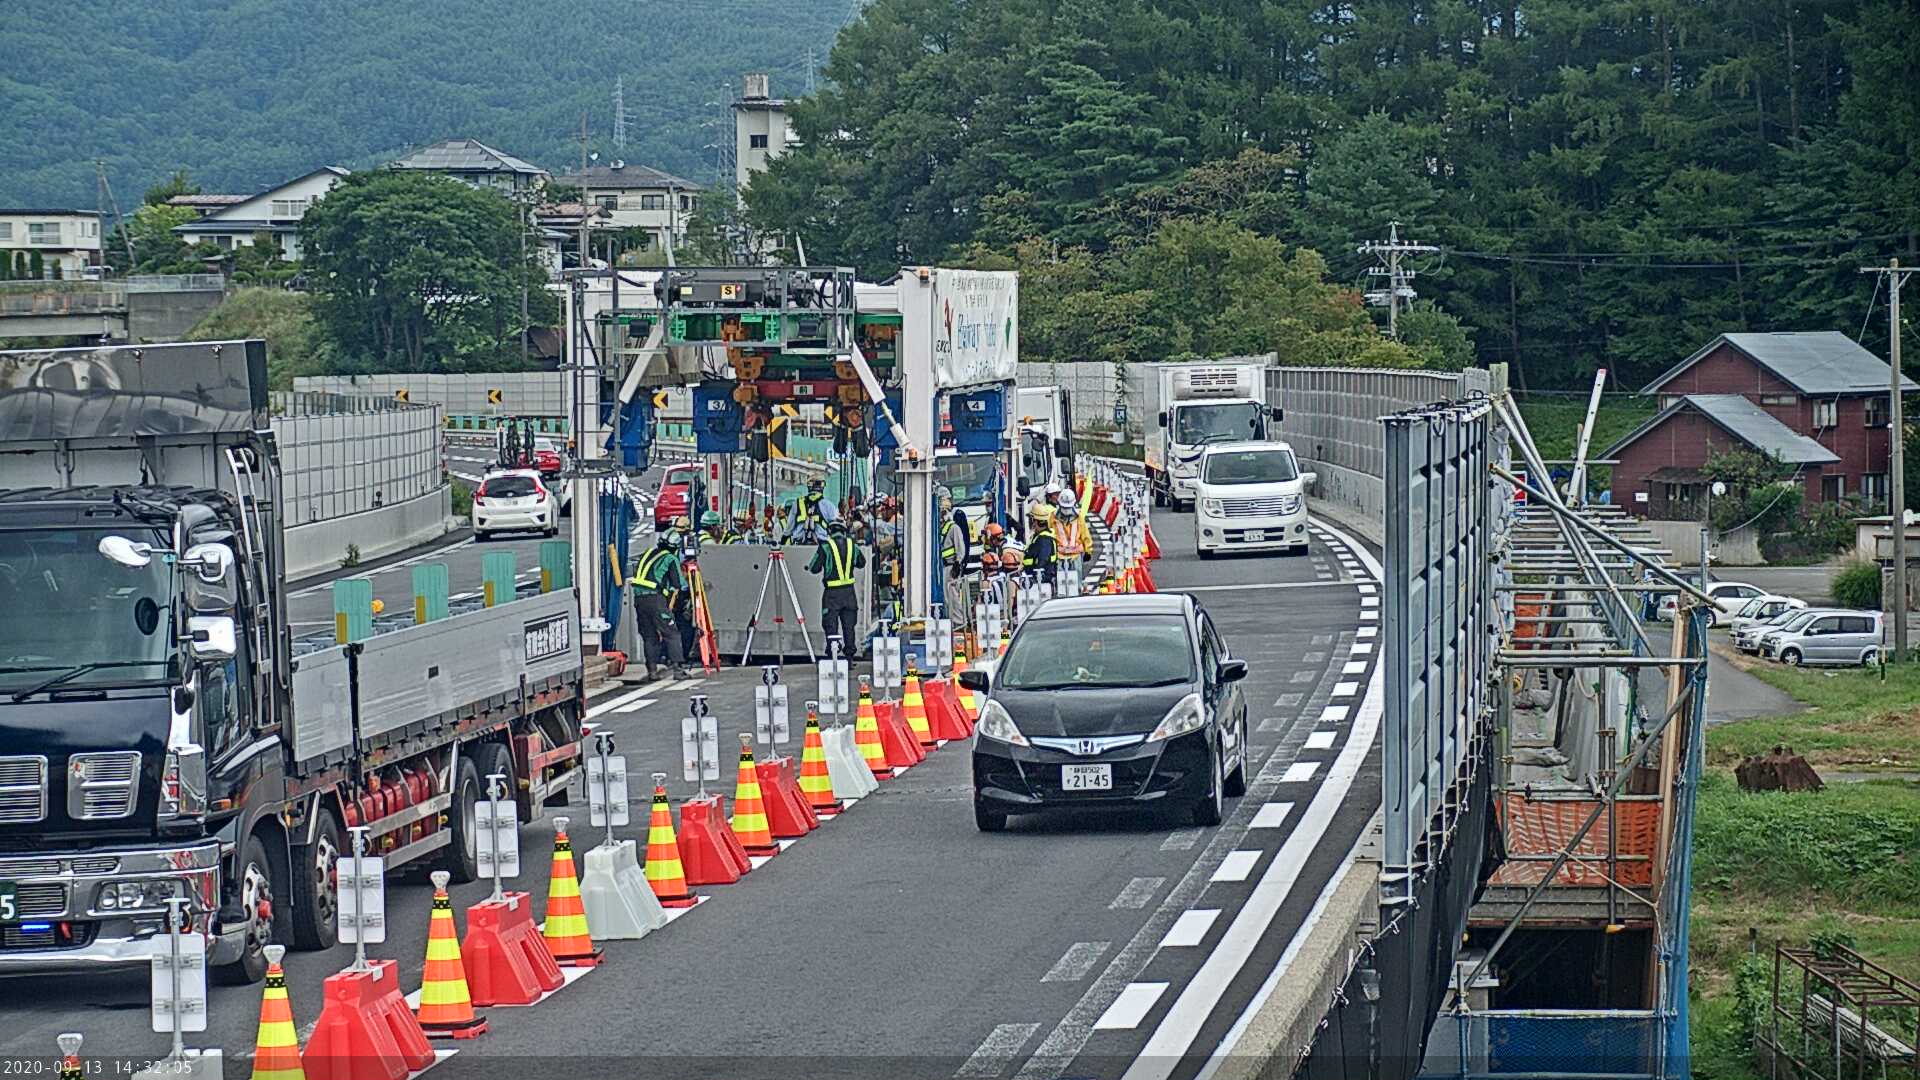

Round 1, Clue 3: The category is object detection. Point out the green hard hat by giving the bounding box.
[701,510,723,527]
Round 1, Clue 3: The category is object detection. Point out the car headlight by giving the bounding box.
[1202,498,1223,515]
[975,700,1029,747]
[1146,693,1206,743]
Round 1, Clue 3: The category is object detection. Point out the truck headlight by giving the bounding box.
[1202,498,1223,516]
[95,879,183,912]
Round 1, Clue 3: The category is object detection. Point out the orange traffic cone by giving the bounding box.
[540,817,603,967]
[416,870,488,1038]
[853,680,893,780]
[251,945,305,1080]
[1144,523,1161,560]
[729,737,779,856]
[798,710,840,817]
[644,784,699,907]
[902,665,935,747]
[952,650,980,721]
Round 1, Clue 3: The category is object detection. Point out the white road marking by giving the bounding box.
[1280,761,1319,783]
[1093,983,1168,1031]
[1360,595,1380,609]
[1318,704,1349,723]
[1331,681,1359,698]
[1357,625,1377,638]
[586,687,655,719]
[1248,802,1293,829]
[1357,583,1377,595]
[1211,851,1261,882]
[1041,941,1112,983]
[1110,877,1165,909]
[1343,661,1366,675]
[956,1024,1042,1079]
[1176,580,1356,594]
[1159,909,1220,949]
[1275,693,1303,708]
[614,698,655,714]
[1301,651,1327,664]
[1359,609,1379,622]
[1352,643,1374,655]
[1303,731,1336,751]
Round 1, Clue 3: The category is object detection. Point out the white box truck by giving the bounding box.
[1141,357,1280,510]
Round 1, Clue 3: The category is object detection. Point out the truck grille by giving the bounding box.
[1,922,94,952]
[68,752,141,820]
[0,756,48,824]
[9,883,66,918]
[1221,495,1300,517]
[0,856,119,877]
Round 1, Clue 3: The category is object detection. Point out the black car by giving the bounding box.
[962,593,1250,831]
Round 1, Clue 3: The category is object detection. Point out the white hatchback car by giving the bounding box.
[473,469,559,540]
[1724,594,1808,636]
[1658,580,1765,626]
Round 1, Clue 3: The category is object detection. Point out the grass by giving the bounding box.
[1687,667,1920,1077]
[1513,394,1658,487]
[1706,650,1920,770]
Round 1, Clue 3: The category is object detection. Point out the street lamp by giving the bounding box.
[1701,480,1727,587]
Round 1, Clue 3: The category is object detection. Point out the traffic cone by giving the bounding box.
[952,651,980,722]
[1136,560,1157,592]
[798,711,841,816]
[1144,523,1161,560]
[540,817,603,967]
[853,681,893,780]
[729,739,779,856]
[416,871,488,1039]
[902,666,935,747]
[251,946,305,1080]
[644,784,700,906]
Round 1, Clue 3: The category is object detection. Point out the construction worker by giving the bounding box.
[700,510,731,546]
[631,531,690,682]
[786,478,832,543]
[1024,504,1058,585]
[873,517,904,626]
[731,509,756,543]
[1054,497,1090,583]
[808,518,866,656]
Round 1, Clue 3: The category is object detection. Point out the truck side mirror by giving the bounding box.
[1053,437,1070,458]
[1157,411,1169,429]
[188,615,237,661]
[1268,406,1284,422]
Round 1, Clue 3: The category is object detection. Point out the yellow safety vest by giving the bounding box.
[826,537,857,587]
[634,549,674,592]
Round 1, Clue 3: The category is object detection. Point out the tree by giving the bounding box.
[27,251,43,280]
[142,169,198,207]
[119,203,200,273]
[185,287,331,388]
[299,170,558,372]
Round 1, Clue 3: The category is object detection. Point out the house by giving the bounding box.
[164,194,248,218]
[0,209,102,277]
[731,73,793,196]
[170,167,349,260]
[391,139,548,195]
[1607,331,1917,512]
[551,162,699,252]
[531,201,611,272]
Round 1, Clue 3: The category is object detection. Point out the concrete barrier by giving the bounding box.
[284,486,455,580]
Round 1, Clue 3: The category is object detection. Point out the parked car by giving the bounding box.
[1733,603,1820,653]
[472,468,559,540]
[654,462,704,532]
[1725,595,1808,636]
[1757,608,1844,660]
[1767,610,1883,667]
[1659,580,1765,626]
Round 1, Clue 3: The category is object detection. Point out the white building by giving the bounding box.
[551,162,700,252]
[732,73,794,197]
[170,167,348,260]
[391,139,548,195]
[0,209,102,277]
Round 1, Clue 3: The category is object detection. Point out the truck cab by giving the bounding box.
[1143,362,1279,511]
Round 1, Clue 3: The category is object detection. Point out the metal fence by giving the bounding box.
[274,403,445,524]
[123,274,227,292]
[295,372,567,416]
[1014,361,1127,430]
[270,389,418,417]
[1422,1011,1662,1078]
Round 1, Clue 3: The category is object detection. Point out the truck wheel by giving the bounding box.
[442,753,483,883]
[213,833,276,985]
[288,809,342,950]
[475,741,520,822]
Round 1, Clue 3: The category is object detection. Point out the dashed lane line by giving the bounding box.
[1041,941,1113,983]
[956,1024,1042,1079]
[1110,877,1165,910]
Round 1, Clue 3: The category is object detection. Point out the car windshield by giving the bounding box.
[1761,608,1801,626]
[1175,402,1263,446]
[1775,611,1824,634]
[1203,449,1298,485]
[483,474,538,498]
[998,615,1194,690]
[0,527,174,693]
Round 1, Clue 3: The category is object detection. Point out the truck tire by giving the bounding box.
[288,808,342,951]
[442,753,483,883]
[213,833,276,985]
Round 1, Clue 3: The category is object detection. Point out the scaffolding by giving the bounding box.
[1760,943,1920,1080]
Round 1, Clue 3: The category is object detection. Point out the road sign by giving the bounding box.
[487,388,503,406]
[652,389,670,409]
[1512,469,1530,506]
[476,777,520,884]
[394,389,410,404]
[149,929,207,1034]
[587,749,630,829]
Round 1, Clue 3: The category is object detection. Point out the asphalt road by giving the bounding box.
[0,503,1382,1080]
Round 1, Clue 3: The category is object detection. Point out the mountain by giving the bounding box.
[0,0,848,207]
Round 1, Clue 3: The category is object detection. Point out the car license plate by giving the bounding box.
[1243,531,1265,543]
[1061,764,1112,791]
[0,882,16,923]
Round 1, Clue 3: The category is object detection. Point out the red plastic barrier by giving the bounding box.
[462,892,564,1007]
[922,678,972,741]
[756,757,818,838]
[678,794,750,886]
[875,700,925,768]
[301,960,435,1080]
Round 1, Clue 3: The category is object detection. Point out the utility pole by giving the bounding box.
[1861,258,1913,660]
[1357,221,1439,340]
[96,160,133,271]
[578,114,592,273]
[613,77,627,152]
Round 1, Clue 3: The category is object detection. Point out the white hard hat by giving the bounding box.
[1045,481,1063,496]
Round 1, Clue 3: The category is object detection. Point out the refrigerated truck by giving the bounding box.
[1013,385,1073,497]
[0,341,586,982]
[1139,358,1280,510]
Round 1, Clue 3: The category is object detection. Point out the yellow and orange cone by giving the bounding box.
[729,737,779,856]
[251,945,305,1080]
[645,784,699,906]
[902,665,935,747]
[416,870,488,1038]
[540,817,603,967]
[853,680,893,780]
[798,710,840,817]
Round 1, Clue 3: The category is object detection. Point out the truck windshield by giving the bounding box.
[0,527,173,693]
[1203,449,1298,485]
[880,455,1000,505]
[1175,402,1264,445]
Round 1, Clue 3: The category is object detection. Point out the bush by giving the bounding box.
[449,479,473,517]
[1831,558,1882,610]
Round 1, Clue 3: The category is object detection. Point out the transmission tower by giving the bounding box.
[612,77,627,152]
[1357,221,1439,340]
[805,45,817,94]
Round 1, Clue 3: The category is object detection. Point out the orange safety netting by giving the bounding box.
[1489,793,1660,887]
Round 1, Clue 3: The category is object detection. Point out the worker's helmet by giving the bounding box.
[999,550,1023,570]
[733,509,753,525]
[827,518,848,535]
[656,529,679,548]
[1029,504,1056,524]
[983,522,1006,544]
[701,510,722,528]
[807,478,825,494]
[1044,480,1063,500]
[673,514,691,530]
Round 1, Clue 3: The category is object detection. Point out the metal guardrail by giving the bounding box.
[0,285,126,315]
[123,273,226,293]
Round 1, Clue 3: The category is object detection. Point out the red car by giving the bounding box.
[654,463,704,531]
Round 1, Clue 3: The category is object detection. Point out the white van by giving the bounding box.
[1192,441,1315,557]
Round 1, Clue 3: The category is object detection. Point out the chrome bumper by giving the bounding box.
[0,839,228,974]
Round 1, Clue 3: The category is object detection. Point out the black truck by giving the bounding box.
[0,340,586,982]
